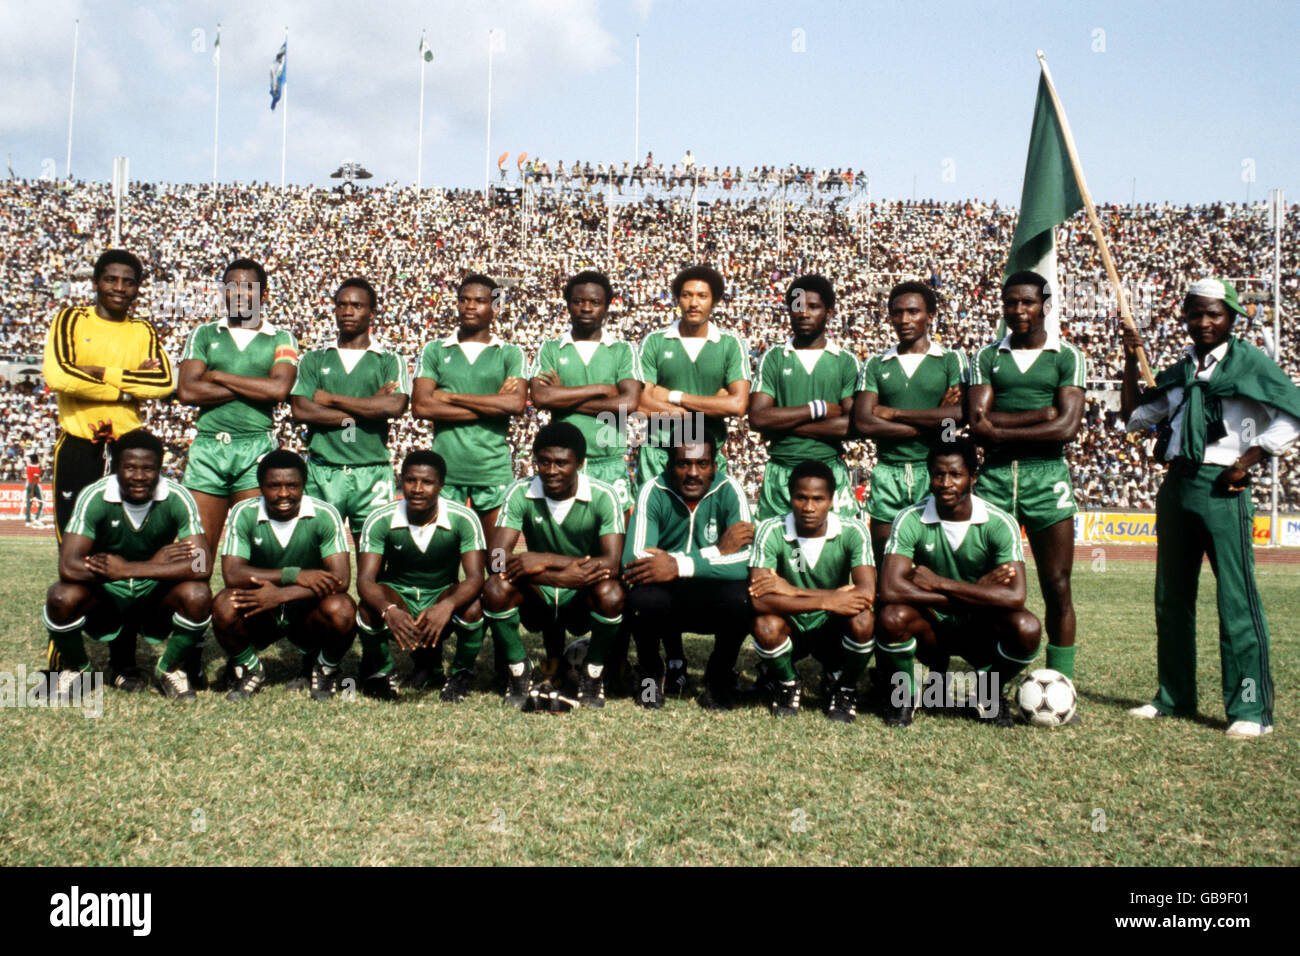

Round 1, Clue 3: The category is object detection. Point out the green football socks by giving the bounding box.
[1045,643,1076,680]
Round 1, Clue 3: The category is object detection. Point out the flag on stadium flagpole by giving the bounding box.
[419,31,433,62]
[212,25,220,66]
[269,40,287,110]
[1003,68,1084,336]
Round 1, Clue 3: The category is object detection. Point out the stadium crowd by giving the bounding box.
[1,174,1296,511]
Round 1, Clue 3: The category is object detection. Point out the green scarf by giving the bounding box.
[1139,337,1300,462]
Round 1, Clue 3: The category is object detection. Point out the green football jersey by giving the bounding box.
[292,344,411,466]
[967,334,1086,462]
[181,319,300,435]
[416,333,525,485]
[624,473,753,581]
[65,475,204,560]
[885,494,1024,584]
[638,321,751,453]
[219,494,348,570]
[499,474,624,558]
[529,331,637,461]
[751,512,874,632]
[359,498,485,591]
[858,342,967,464]
[754,340,860,464]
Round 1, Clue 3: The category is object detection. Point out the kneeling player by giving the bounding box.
[213,450,356,702]
[483,423,626,709]
[875,439,1041,727]
[356,451,487,702]
[43,429,212,700]
[749,461,875,722]
[623,435,754,709]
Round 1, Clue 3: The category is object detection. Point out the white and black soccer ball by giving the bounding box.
[1016,669,1077,727]
[563,637,590,677]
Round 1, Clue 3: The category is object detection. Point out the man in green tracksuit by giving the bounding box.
[1122,278,1300,739]
[623,435,754,709]
[749,274,861,521]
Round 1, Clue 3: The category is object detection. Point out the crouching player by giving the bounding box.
[483,423,626,709]
[213,450,355,702]
[748,460,875,722]
[43,429,212,700]
[623,435,754,709]
[875,439,1040,727]
[356,451,487,702]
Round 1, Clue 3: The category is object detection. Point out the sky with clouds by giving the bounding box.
[1,0,1296,204]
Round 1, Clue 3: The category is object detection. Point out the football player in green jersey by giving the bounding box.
[529,270,641,691]
[212,450,356,702]
[749,460,875,722]
[623,434,754,709]
[853,281,967,565]
[43,430,213,701]
[410,273,526,689]
[635,265,751,487]
[632,265,750,680]
[356,451,487,703]
[290,277,409,543]
[968,272,1085,687]
[876,439,1041,728]
[529,270,641,519]
[483,422,626,709]
[749,275,861,522]
[178,258,299,554]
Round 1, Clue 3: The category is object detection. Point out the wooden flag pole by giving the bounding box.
[1036,50,1155,386]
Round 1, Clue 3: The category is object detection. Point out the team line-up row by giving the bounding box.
[39,254,1294,734]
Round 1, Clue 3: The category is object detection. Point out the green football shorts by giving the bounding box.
[84,578,164,643]
[583,456,633,512]
[306,459,396,534]
[757,458,857,521]
[241,597,322,651]
[977,457,1077,534]
[183,432,276,497]
[440,482,509,512]
[387,582,453,618]
[866,461,928,524]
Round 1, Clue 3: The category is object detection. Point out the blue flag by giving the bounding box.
[269,41,287,110]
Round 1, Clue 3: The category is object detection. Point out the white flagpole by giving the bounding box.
[65,18,79,179]
[484,30,493,200]
[280,28,288,189]
[417,31,427,191]
[633,34,640,165]
[212,24,221,191]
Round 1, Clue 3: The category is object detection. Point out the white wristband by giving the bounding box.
[808,400,826,420]
[668,390,684,406]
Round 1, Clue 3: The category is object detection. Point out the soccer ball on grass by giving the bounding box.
[1015,668,1077,727]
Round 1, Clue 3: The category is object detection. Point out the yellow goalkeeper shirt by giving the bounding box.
[42,305,175,440]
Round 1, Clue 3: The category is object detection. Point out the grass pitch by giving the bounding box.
[0,538,1296,866]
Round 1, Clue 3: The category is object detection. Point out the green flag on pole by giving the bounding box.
[419,32,433,62]
[1005,72,1084,333]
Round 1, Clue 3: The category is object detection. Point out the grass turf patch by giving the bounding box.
[0,538,1295,866]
